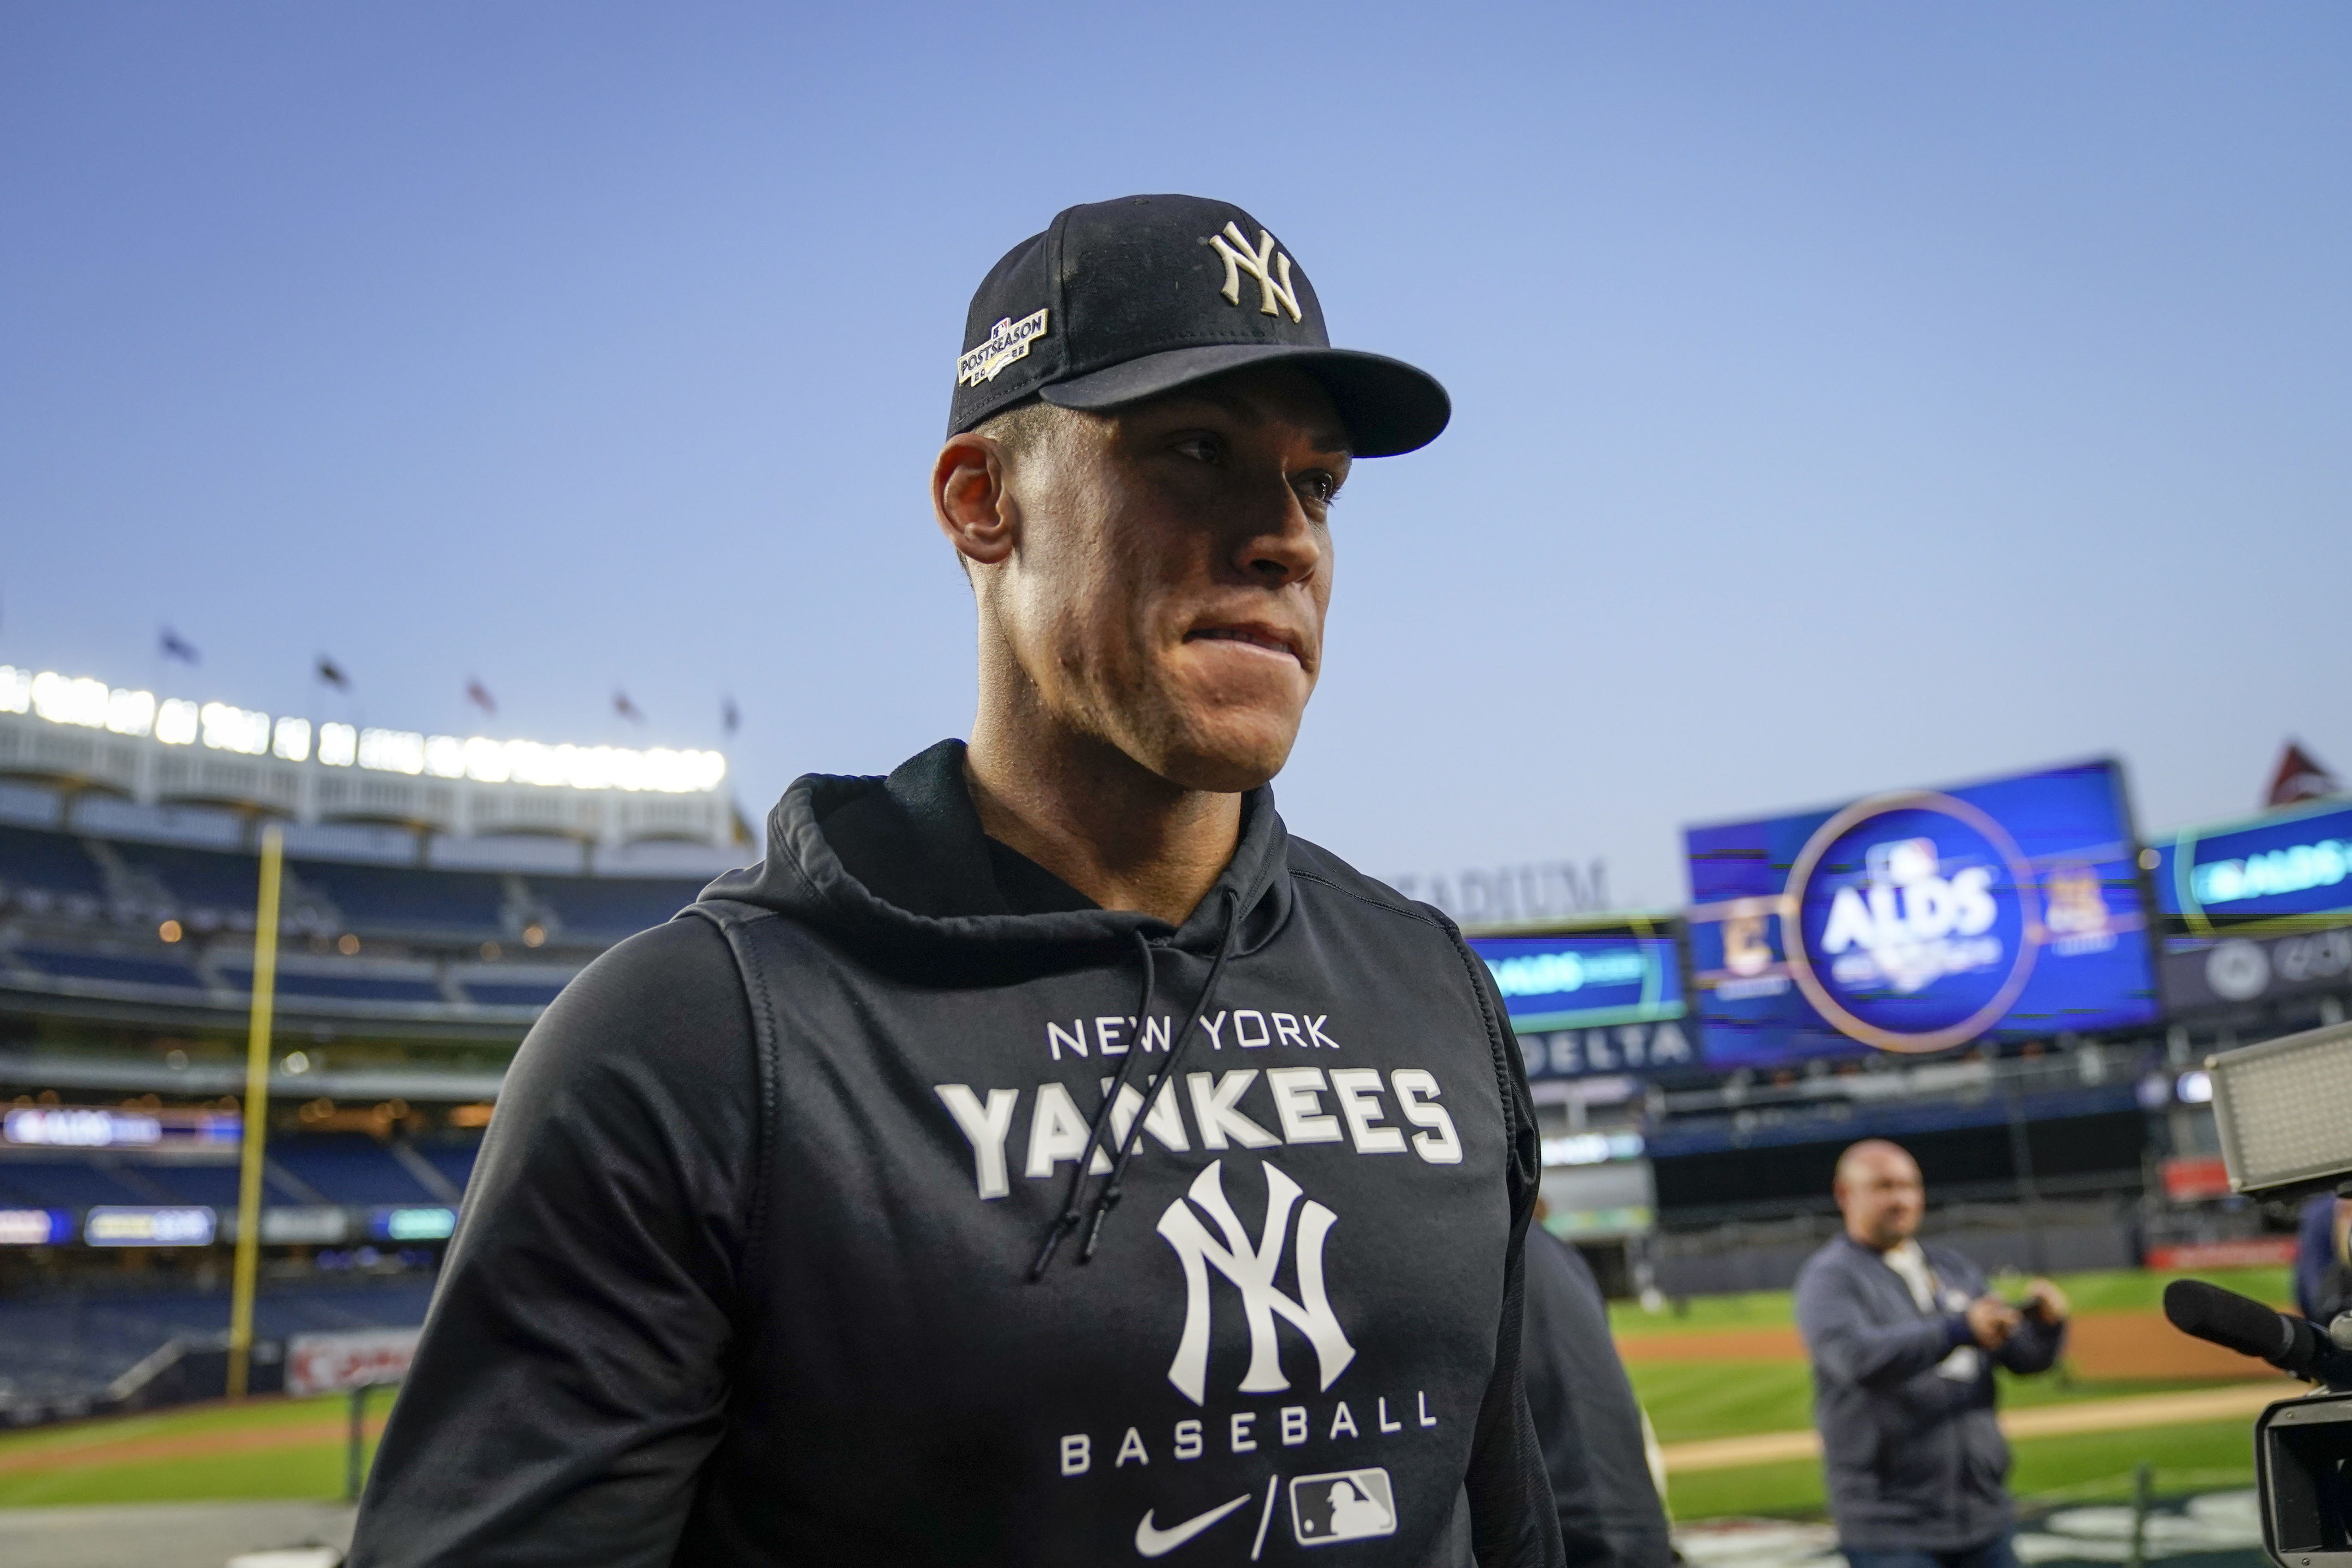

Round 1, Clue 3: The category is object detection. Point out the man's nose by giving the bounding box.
[1234,479,1322,588]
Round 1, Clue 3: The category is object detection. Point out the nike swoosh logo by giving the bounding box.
[1134,1493,1254,1557]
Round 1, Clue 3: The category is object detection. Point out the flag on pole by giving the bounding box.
[160,627,201,664]
[466,678,497,716]
[316,657,351,690]
[2266,741,2342,808]
[614,690,645,724]
[721,695,740,736]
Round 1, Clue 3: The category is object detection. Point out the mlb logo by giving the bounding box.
[1290,1468,1397,1547]
[1866,837,1939,889]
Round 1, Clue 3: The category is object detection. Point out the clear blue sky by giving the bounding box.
[4,4,2345,904]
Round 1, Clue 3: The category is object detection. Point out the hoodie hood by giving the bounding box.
[700,739,1296,979]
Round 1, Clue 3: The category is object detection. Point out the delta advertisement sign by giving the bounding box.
[1684,760,2160,1066]
[1468,931,1692,1080]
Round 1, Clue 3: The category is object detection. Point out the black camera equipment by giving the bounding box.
[2161,1020,2352,1566]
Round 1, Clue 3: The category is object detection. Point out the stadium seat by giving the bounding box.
[0,824,108,902]
[105,839,272,918]
[269,1134,444,1206]
[12,947,203,989]
[217,967,447,1004]
[293,861,510,939]
[0,1159,173,1209]
[463,978,569,1007]
[524,874,701,942]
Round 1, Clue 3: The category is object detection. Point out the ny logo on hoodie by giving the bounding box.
[1156,1160,1355,1406]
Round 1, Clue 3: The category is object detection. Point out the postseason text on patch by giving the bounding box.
[958,309,1050,386]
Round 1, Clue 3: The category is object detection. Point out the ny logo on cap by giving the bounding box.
[1207,222,1304,324]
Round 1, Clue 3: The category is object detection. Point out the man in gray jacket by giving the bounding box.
[1794,1140,2068,1568]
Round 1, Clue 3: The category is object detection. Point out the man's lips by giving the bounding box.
[1183,624,1307,667]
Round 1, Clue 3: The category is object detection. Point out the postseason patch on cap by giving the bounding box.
[957,309,1050,387]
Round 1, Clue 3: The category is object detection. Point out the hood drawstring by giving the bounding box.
[1029,885,1244,1280]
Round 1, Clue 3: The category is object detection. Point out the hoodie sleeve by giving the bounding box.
[1795,1252,1962,1392]
[1460,951,1572,1568]
[1521,1229,1676,1568]
[348,918,758,1568]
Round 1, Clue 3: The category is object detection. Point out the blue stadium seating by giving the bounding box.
[0,1280,439,1405]
[528,875,699,941]
[0,823,707,1027]
[269,1136,441,1206]
[104,839,265,914]
[217,967,445,1004]
[136,1163,245,1208]
[0,825,106,900]
[13,948,203,989]
[0,1136,481,1214]
[416,1145,478,1197]
[292,861,509,937]
[0,1161,166,1209]
[463,979,567,1007]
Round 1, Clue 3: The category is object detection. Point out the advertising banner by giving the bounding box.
[1466,932,1683,1034]
[286,1327,422,1396]
[83,1206,216,1247]
[1685,759,2159,1066]
[2161,927,2352,1014]
[3,1105,238,1151]
[0,1209,72,1246]
[1467,928,1692,1079]
[2150,796,2352,934]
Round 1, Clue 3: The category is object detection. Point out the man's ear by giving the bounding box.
[933,433,1017,568]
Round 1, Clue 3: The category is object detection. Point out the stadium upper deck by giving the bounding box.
[0,815,713,1066]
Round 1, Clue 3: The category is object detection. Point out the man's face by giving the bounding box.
[976,366,1350,792]
[1835,1146,1926,1250]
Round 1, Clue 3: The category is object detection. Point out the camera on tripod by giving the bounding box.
[2162,1019,2352,1565]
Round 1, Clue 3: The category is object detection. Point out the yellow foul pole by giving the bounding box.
[227,823,284,1400]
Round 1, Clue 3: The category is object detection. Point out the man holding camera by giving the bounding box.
[1795,1139,2069,1568]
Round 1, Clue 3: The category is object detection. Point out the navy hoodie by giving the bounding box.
[350,741,1564,1567]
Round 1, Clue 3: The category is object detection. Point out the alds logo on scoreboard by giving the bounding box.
[1784,791,2041,1055]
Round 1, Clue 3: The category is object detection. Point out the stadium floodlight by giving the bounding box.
[463,735,511,783]
[357,727,426,775]
[201,701,272,755]
[2207,1020,2352,1196]
[1,661,727,795]
[107,688,156,737]
[31,671,109,728]
[155,698,199,745]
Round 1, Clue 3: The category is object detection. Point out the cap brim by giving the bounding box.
[1038,344,1449,458]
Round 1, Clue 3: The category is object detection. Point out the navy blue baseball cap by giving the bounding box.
[948,195,1450,458]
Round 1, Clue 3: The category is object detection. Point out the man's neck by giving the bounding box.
[1848,1227,1907,1254]
[962,720,1241,927]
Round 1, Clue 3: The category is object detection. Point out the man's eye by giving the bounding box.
[1298,472,1340,505]
[1173,434,1223,464]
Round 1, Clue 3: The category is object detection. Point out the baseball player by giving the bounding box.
[352,194,1565,1567]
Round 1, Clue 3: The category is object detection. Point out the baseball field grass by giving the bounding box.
[0,1266,2294,1518]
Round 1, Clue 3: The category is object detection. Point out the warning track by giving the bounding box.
[0,1411,387,1477]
